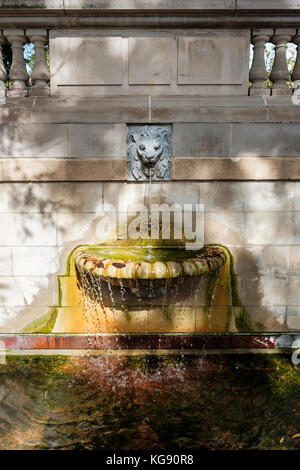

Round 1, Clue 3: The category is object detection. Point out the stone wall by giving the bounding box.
[0,1,300,334]
[0,179,299,333]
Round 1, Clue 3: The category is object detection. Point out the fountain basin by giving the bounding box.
[58,244,237,334]
[74,245,227,280]
[22,243,250,334]
[74,245,227,303]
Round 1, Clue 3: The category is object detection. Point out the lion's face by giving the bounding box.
[137,137,163,169]
[128,126,171,181]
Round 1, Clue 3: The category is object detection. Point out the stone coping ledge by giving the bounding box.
[0,333,299,350]
[1,1,300,28]
[0,157,299,182]
[1,96,300,124]
[1,0,300,13]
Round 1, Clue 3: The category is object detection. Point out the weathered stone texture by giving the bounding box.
[173,123,231,157]
[0,181,298,332]
[50,30,249,96]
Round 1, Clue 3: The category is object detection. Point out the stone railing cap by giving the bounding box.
[1,0,300,11]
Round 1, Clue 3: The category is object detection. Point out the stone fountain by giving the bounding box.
[22,125,249,335]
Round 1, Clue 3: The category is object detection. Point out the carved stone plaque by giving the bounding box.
[128,125,172,181]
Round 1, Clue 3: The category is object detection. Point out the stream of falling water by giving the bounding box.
[79,270,112,347]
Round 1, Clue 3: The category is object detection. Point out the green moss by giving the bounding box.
[21,307,58,334]
[84,245,204,263]
[206,244,258,332]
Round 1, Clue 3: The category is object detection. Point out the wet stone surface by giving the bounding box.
[0,353,299,450]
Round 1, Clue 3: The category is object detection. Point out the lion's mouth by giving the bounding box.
[144,160,156,167]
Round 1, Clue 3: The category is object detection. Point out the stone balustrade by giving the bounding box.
[0,29,49,97]
[0,26,299,97]
[250,28,299,96]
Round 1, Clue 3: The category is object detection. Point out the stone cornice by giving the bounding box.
[1,96,300,124]
[1,1,300,29]
[1,1,300,13]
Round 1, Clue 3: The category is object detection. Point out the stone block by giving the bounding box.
[0,158,127,181]
[293,212,300,243]
[267,105,300,123]
[177,34,249,92]
[68,124,126,158]
[105,309,149,334]
[32,96,149,124]
[103,182,147,210]
[244,305,287,332]
[0,214,57,246]
[148,307,196,333]
[231,123,300,157]
[243,182,294,211]
[195,306,232,333]
[294,183,300,210]
[151,96,267,123]
[0,307,17,331]
[0,98,32,123]
[200,182,244,211]
[245,212,295,245]
[0,182,102,213]
[143,182,200,206]
[13,306,56,333]
[291,246,300,274]
[12,247,59,276]
[0,278,27,307]
[173,123,230,157]
[231,245,291,276]
[287,306,300,330]
[14,276,57,307]
[288,276,300,306]
[172,157,295,181]
[52,306,87,334]
[204,212,245,245]
[129,37,172,85]
[0,124,68,158]
[51,36,123,88]
[0,248,12,277]
[57,212,102,245]
[59,277,83,308]
[241,275,289,307]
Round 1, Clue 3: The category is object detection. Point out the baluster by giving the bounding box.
[4,30,28,96]
[249,29,273,95]
[0,33,7,97]
[270,29,296,95]
[292,31,300,90]
[27,30,50,96]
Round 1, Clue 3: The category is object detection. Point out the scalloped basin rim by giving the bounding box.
[75,245,227,280]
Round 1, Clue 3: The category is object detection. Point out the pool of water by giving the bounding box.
[0,353,299,450]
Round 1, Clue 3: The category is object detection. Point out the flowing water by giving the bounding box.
[0,353,299,450]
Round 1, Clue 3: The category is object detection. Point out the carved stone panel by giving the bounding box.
[50,36,123,87]
[128,37,172,85]
[128,125,172,181]
[50,30,249,96]
[177,35,249,86]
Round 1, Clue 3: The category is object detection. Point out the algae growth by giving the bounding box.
[0,353,299,450]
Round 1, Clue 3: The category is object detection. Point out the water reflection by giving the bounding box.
[0,354,299,450]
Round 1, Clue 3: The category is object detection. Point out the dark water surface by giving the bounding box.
[0,353,299,450]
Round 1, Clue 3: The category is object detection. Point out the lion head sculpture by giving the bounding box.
[128,125,171,181]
